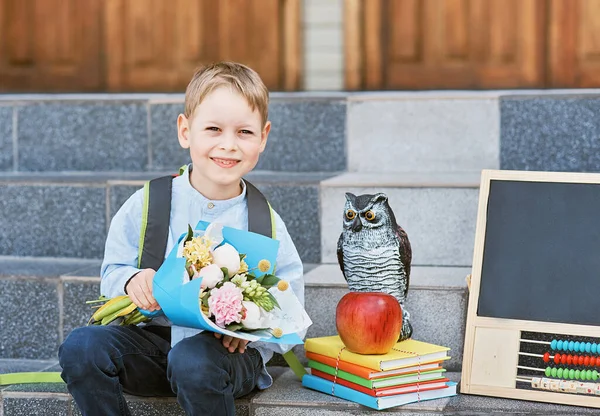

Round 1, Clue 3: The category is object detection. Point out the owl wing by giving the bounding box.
[396,224,412,296]
[337,233,346,281]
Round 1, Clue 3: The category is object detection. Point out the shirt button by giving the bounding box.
[207,202,215,209]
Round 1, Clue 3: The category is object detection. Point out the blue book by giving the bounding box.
[302,374,457,410]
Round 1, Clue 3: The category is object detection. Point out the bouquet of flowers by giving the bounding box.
[88,221,312,345]
[182,223,289,336]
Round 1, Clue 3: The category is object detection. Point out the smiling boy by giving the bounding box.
[58,62,304,416]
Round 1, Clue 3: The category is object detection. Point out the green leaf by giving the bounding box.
[260,274,280,288]
[267,292,281,310]
[255,275,265,284]
[221,267,230,281]
[239,253,246,261]
[225,323,243,332]
[201,295,209,307]
[185,224,194,243]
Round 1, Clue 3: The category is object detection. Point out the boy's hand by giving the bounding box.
[125,269,161,311]
[214,333,249,353]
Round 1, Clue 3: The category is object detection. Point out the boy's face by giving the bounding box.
[177,86,270,199]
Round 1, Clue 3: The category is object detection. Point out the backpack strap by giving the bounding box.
[138,175,174,271]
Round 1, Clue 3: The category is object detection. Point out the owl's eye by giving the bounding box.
[364,210,376,221]
[345,210,356,220]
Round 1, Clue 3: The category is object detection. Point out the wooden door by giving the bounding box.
[548,0,600,87]
[0,0,301,92]
[345,0,547,90]
[0,0,103,92]
[105,0,301,92]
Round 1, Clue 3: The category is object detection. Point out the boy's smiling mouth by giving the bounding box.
[211,157,240,168]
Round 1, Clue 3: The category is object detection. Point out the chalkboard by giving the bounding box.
[477,179,600,326]
[462,170,600,408]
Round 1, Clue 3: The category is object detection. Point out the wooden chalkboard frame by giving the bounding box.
[461,169,600,408]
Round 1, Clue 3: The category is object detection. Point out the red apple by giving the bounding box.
[335,292,402,355]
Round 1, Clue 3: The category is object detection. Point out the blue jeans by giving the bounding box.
[58,325,263,416]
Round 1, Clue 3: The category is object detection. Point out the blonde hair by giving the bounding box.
[184,61,269,127]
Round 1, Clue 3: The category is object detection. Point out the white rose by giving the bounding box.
[198,264,224,289]
[241,301,265,329]
[211,243,240,276]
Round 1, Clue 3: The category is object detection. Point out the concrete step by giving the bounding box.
[346,92,500,173]
[0,94,346,173]
[2,360,599,415]
[0,171,334,264]
[0,257,468,373]
[319,172,481,266]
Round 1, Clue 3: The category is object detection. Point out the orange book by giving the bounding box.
[310,369,450,397]
[306,351,444,380]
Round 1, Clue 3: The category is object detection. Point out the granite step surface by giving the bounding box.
[0,170,335,264]
[0,94,347,174]
[2,360,599,416]
[0,257,468,371]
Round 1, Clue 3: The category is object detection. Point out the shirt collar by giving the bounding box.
[180,164,247,213]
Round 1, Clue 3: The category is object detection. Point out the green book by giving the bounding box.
[308,359,447,389]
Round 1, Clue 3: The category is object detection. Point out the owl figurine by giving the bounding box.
[337,192,413,341]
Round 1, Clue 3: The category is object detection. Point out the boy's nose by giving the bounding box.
[218,132,237,150]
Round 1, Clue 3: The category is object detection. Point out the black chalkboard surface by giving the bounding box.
[477,179,600,326]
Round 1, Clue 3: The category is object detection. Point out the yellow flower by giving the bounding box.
[258,259,271,273]
[182,236,213,269]
[277,280,289,291]
[270,327,283,338]
[239,259,248,274]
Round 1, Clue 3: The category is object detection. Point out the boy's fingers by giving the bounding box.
[214,333,222,339]
[222,335,232,348]
[227,337,240,353]
[238,340,249,353]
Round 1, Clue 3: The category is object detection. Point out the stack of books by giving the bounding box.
[302,335,458,410]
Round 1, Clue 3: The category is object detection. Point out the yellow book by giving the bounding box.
[304,335,450,371]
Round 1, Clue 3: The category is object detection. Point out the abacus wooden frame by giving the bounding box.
[461,169,600,408]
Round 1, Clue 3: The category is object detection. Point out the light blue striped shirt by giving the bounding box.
[100,166,305,389]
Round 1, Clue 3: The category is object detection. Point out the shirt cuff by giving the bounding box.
[100,266,141,298]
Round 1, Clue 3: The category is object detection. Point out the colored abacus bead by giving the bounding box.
[551,339,558,350]
[557,368,564,378]
[581,343,587,353]
[594,370,599,381]
[575,341,581,352]
[592,343,598,354]
[584,356,590,366]
[569,340,575,352]
[543,352,550,363]
[591,357,597,367]
[554,353,561,364]
[551,367,558,377]
[545,367,552,377]
[567,354,573,365]
[561,354,568,365]
[575,369,581,380]
[569,369,575,379]
[579,355,585,366]
[586,342,592,353]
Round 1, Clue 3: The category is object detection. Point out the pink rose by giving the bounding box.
[208,282,244,328]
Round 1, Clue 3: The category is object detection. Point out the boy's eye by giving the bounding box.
[206,127,219,131]
[240,129,253,135]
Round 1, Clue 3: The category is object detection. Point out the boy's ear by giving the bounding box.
[260,121,271,153]
[177,114,191,149]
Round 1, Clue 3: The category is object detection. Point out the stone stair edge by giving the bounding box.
[0,257,470,290]
[320,171,486,189]
[4,365,600,415]
[0,170,493,189]
[0,171,340,185]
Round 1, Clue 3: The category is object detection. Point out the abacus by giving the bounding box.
[517,332,600,396]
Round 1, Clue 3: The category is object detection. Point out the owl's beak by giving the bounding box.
[351,217,362,232]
